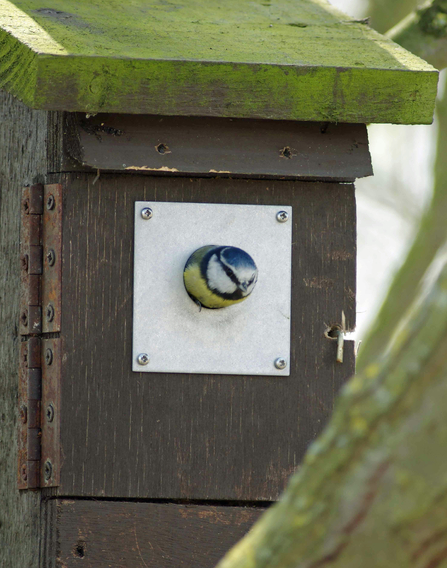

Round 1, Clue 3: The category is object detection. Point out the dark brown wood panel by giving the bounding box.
[66,113,372,182]
[55,500,264,568]
[58,173,356,500]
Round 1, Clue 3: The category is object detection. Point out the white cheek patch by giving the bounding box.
[238,268,258,296]
[207,254,237,294]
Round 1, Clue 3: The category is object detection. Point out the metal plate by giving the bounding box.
[133,202,292,376]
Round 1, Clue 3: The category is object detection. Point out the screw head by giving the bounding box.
[46,303,55,323]
[141,207,153,220]
[274,357,287,370]
[137,353,149,366]
[44,460,53,481]
[46,249,56,267]
[21,464,27,481]
[20,310,28,327]
[276,211,289,223]
[46,404,54,423]
[46,194,55,210]
[45,348,53,366]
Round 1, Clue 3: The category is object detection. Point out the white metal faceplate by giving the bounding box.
[133,202,292,376]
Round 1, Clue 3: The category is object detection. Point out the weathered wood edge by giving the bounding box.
[0,29,437,124]
[54,499,265,567]
[0,91,63,568]
[66,113,372,181]
[32,58,440,124]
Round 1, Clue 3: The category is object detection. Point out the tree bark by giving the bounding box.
[216,245,447,568]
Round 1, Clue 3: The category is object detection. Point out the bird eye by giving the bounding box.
[224,267,233,277]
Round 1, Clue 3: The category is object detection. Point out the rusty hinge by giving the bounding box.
[18,183,62,490]
[20,184,62,336]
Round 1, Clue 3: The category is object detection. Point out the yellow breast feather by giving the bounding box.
[183,262,246,309]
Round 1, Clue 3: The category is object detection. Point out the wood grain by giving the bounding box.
[67,113,372,182]
[56,173,356,501]
[55,499,265,568]
[0,91,60,568]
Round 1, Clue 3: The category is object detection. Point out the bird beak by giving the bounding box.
[240,282,248,292]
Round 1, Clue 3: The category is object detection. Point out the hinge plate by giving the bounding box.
[18,183,62,490]
[42,184,62,333]
[41,337,61,487]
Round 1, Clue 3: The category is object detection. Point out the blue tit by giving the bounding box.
[183,245,258,309]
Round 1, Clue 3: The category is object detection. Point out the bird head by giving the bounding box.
[206,246,258,299]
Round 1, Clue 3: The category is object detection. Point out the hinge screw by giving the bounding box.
[276,211,289,223]
[46,303,55,323]
[23,199,30,214]
[20,405,28,424]
[141,207,153,220]
[46,404,54,423]
[20,310,28,327]
[45,348,53,366]
[46,249,56,267]
[46,194,55,210]
[137,353,149,366]
[44,460,53,481]
[274,357,288,370]
[21,464,27,481]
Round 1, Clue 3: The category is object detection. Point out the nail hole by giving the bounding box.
[325,324,342,340]
[280,146,293,159]
[74,541,86,558]
[156,143,171,155]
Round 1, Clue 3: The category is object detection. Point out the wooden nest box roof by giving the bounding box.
[0,0,439,123]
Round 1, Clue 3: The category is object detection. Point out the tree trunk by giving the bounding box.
[216,245,447,568]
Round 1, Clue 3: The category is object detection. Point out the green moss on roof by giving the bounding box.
[0,0,439,123]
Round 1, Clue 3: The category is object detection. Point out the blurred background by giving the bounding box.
[329,0,445,339]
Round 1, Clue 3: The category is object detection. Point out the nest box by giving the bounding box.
[0,1,437,566]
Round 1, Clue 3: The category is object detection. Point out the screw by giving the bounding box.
[46,249,56,267]
[141,208,153,220]
[46,304,55,323]
[23,199,30,214]
[46,404,54,423]
[46,194,55,210]
[137,353,149,366]
[45,348,53,366]
[21,464,27,481]
[274,357,287,370]
[44,460,53,481]
[20,310,28,327]
[20,405,28,424]
[276,211,289,223]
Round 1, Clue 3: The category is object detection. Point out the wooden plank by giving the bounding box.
[68,114,372,181]
[0,1,437,123]
[0,91,61,568]
[55,173,356,501]
[55,500,264,568]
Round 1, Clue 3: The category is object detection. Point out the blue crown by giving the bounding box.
[220,246,257,270]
